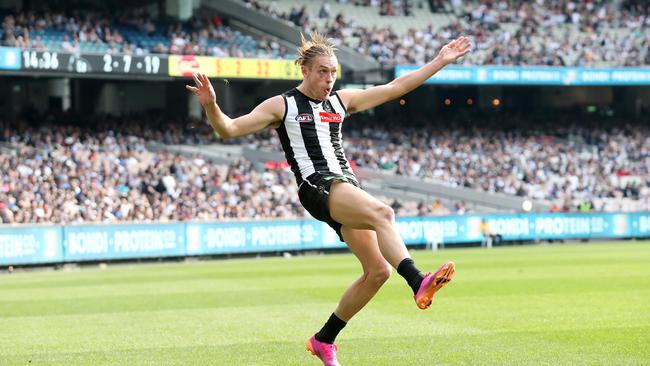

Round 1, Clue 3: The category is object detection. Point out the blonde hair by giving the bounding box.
[295,32,337,67]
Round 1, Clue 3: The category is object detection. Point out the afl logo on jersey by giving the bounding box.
[295,114,314,122]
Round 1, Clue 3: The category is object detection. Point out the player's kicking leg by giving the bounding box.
[328,181,455,308]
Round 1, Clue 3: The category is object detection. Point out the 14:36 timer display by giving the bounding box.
[21,50,168,76]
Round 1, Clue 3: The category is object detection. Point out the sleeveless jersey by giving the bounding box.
[275,88,353,185]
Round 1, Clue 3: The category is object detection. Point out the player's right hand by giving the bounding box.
[186,73,216,107]
[436,36,472,65]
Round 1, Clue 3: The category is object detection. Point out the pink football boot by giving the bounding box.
[414,261,456,309]
[306,335,341,366]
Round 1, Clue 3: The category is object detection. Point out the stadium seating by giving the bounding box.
[1,10,284,58]
[5,113,647,225]
[234,111,650,213]
[253,0,454,36]
[0,113,455,224]
[244,0,650,66]
[4,2,647,65]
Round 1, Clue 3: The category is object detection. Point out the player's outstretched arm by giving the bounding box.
[337,36,471,113]
[186,73,283,139]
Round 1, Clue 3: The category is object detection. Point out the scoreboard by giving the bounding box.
[20,50,166,76]
[0,47,321,80]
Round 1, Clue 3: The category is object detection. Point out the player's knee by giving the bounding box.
[369,265,392,285]
[373,204,395,226]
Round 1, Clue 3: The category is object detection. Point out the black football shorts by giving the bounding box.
[298,172,361,242]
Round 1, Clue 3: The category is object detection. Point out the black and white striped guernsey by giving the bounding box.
[275,88,354,186]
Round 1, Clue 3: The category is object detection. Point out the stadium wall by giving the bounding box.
[1,212,649,266]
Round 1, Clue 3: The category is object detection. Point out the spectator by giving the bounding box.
[319,3,332,18]
[480,218,502,248]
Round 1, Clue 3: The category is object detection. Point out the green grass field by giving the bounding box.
[1,241,649,365]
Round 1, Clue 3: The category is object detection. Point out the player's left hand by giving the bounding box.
[437,36,472,65]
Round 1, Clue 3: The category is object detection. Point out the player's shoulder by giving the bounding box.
[262,94,290,129]
[334,88,356,102]
[259,94,285,108]
[264,89,296,107]
[330,89,349,113]
[281,88,299,98]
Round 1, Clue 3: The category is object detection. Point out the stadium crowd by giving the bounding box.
[342,116,650,212]
[0,123,304,224]
[3,1,647,66]
[243,0,415,17]
[246,0,650,67]
[0,113,452,225]
[231,109,650,213]
[1,107,648,225]
[1,8,287,58]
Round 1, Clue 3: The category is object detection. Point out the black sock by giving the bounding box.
[314,313,347,344]
[397,258,425,295]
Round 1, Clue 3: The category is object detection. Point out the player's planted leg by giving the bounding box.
[307,335,341,366]
[307,228,391,365]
